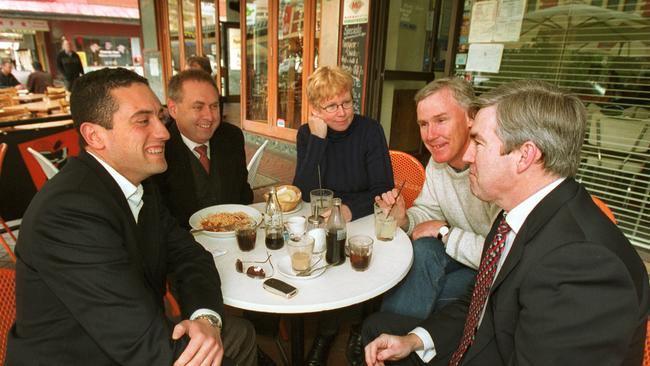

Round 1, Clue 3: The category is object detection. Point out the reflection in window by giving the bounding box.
[169,0,180,74]
[245,0,269,122]
[201,0,217,75]
[277,0,304,129]
[183,0,197,59]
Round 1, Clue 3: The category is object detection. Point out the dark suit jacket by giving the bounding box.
[154,121,253,229]
[423,178,649,366]
[7,151,224,365]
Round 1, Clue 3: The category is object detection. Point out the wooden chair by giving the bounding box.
[389,150,426,208]
[0,94,16,108]
[0,143,17,262]
[0,268,16,366]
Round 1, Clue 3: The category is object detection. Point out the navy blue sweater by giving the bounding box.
[293,114,394,220]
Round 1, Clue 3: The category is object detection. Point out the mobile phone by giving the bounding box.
[263,278,298,298]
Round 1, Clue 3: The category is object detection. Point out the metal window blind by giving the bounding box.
[455,1,650,249]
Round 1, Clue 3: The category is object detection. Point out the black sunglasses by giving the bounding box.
[235,253,274,279]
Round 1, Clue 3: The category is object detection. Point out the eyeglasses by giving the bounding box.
[320,100,354,113]
[235,253,274,279]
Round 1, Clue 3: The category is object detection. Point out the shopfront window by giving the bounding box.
[454,1,650,248]
[245,0,269,122]
[242,0,320,140]
[201,0,218,74]
[277,0,303,129]
[169,0,181,74]
[183,0,198,58]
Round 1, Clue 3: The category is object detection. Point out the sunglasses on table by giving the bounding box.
[235,253,274,279]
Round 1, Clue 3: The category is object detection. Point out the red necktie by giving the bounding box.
[448,216,510,366]
[194,144,210,174]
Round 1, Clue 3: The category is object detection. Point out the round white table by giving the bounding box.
[193,202,413,365]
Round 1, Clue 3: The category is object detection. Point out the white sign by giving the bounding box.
[468,0,525,43]
[466,43,504,73]
[343,0,369,25]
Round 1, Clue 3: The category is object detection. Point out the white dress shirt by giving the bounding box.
[412,178,566,362]
[180,133,211,160]
[87,151,222,324]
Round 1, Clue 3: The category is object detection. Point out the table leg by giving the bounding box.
[290,315,304,366]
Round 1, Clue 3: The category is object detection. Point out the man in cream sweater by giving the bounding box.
[375,78,500,319]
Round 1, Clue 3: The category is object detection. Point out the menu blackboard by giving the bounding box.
[340,23,368,114]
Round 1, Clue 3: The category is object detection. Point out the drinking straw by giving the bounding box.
[386,181,406,219]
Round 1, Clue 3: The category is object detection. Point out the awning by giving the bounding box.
[0,1,139,21]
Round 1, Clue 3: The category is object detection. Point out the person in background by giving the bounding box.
[154,69,253,229]
[0,59,23,89]
[363,80,649,366]
[56,39,84,91]
[26,61,53,94]
[6,67,257,365]
[376,78,499,320]
[186,55,213,75]
[292,65,394,366]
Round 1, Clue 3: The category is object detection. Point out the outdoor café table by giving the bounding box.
[193,202,414,366]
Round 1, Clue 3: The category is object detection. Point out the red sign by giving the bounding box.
[18,129,80,190]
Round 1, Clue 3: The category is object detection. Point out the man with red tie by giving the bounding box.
[363,80,649,366]
[155,69,253,230]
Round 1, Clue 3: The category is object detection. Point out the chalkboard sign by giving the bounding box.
[340,23,368,114]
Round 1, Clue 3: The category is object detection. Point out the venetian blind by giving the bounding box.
[455,1,650,249]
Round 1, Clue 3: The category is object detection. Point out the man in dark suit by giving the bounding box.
[363,80,650,366]
[155,69,253,229]
[6,67,256,365]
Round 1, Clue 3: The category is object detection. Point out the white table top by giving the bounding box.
[193,202,413,314]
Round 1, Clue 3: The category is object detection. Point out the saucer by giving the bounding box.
[277,255,326,280]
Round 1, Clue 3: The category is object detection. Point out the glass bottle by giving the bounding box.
[325,198,346,265]
[264,186,284,249]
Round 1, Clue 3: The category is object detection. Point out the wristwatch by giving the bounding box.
[195,314,222,329]
[437,225,450,241]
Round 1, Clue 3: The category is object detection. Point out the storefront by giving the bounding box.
[0,17,50,82]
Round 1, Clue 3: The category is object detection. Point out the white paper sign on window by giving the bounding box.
[466,43,504,73]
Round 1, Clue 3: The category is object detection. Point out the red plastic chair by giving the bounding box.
[389,150,426,208]
[0,268,16,365]
[643,319,650,366]
[0,143,17,262]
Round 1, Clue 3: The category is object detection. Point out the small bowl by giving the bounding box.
[264,185,302,212]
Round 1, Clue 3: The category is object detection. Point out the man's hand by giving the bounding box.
[319,204,353,222]
[365,333,422,366]
[411,220,448,241]
[172,319,224,366]
[307,114,328,139]
[375,189,407,228]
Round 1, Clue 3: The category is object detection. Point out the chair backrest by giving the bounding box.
[246,140,269,185]
[27,147,59,180]
[389,150,426,208]
[0,268,16,366]
[643,320,650,366]
[591,195,617,224]
[0,143,7,176]
[0,94,16,108]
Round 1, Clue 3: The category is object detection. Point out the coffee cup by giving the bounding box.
[287,216,306,235]
[287,234,315,272]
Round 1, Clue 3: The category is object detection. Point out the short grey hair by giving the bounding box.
[414,77,476,113]
[475,80,587,177]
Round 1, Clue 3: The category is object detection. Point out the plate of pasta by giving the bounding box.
[189,204,263,238]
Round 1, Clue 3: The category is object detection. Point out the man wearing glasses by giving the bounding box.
[293,65,393,366]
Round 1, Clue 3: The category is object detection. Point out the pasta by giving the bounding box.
[200,211,252,232]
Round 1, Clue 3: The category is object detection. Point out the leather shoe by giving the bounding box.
[305,333,336,366]
[346,325,364,366]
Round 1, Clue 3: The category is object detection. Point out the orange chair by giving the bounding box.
[389,150,426,208]
[0,268,16,365]
[643,320,650,366]
[591,195,617,224]
[164,282,181,319]
[0,143,17,262]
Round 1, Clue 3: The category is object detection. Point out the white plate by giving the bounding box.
[283,201,303,215]
[277,255,326,280]
[189,204,263,238]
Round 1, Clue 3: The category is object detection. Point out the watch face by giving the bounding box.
[439,226,449,237]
